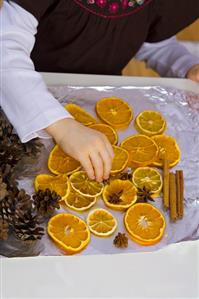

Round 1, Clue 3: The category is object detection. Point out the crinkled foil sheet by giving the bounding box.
[1,85,199,258]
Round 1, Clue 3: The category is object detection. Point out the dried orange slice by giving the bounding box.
[35,174,69,200]
[48,145,81,175]
[65,103,97,126]
[132,167,163,197]
[70,171,104,197]
[124,203,166,246]
[121,135,158,167]
[89,123,118,145]
[48,213,90,254]
[111,146,129,174]
[103,179,137,211]
[87,208,117,237]
[96,97,133,129]
[65,185,97,212]
[135,110,166,136]
[152,135,181,168]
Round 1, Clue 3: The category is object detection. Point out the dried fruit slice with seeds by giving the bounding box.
[96,97,133,129]
[124,203,166,246]
[135,110,166,136]
[69,171,104,198]
[48,213,90,254]
[65,103,97,126]
[48,145,81,175]
[87,208,117,237]
[102,179,137,211]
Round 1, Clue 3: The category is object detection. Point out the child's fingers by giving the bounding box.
[99,149,112,180]
[89,151,104,182]
[101,135,114,159]
[80,156,95,180]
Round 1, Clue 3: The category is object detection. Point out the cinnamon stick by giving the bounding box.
[169,173,177,222]
[163,159,170,210]
[176,170,184,219]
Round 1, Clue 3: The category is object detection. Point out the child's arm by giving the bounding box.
[135,37,199,82]
[0,1,113,182]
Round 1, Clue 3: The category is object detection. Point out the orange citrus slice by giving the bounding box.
[152,135,181,168]
[121,135,158,167]
[89,123,118,145]
[48,213,90,254]
[103,179,137,211]
[69,171,104,197]
[87,208,117,237]
[48,145,81,175]
[132,167,163,197]
[111,146,129,174]
[124,203,166,246]
[34,174,69,200]
[96,97,133,129]
[65,185,97,212]
[65,103,97,126]
[135,110,166,136]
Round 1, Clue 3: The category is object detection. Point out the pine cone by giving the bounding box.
[113,232,128,248]
[0,176,8,200]
[22,139,43,157]
[0,137,23,168]
[33,189,60,218]
[0,218,9,241]
[0,110,13,138]
[12,211,44,241]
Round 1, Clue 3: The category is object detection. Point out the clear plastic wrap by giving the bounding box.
[1,85,199,257]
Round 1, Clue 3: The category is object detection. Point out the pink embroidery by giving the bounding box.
[73,0,153,18]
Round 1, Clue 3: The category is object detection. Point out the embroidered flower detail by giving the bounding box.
[75,0,149,18]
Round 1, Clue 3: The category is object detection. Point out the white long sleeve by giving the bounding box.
[135,37,199,78]
[0,1,71,143]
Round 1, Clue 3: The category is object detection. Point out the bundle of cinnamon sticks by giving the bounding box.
[163,159,184,221]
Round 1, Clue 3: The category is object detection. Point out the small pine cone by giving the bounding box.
[0,110,13,138]
[33,189,60,218]
[113,232,128,248]
[0,218,9,241]
[22,139,43,157]
[13,212,44,241]
[0,176,8,200]
[0,192,16,222]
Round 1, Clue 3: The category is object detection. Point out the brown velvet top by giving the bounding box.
[12,0,199,75]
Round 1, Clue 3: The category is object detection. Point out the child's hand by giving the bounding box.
[186,64,199,83]
[46,118,114,182]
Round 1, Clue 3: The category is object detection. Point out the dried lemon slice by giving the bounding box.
[87,208,117,237]
[65,185,97,212]
[69,171,104,197]
[132,167,163,197]
[135,110,166,136]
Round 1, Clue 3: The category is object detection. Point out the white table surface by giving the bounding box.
[1,74,199,299]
